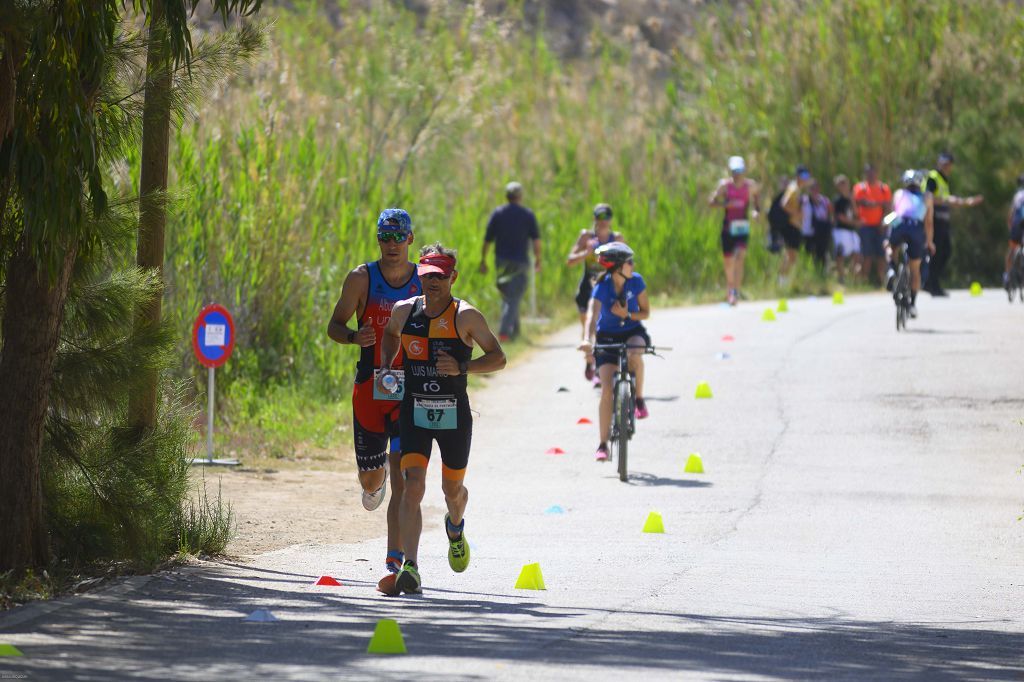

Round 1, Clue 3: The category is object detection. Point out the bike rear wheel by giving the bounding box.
[615,379,631,482]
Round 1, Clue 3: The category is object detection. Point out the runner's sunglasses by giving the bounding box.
[377,230,408,243]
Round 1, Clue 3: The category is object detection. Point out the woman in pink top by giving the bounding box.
[709,156,761,306]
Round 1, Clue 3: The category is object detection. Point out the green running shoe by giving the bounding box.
[395,561,422,594]
[446,514,470,573]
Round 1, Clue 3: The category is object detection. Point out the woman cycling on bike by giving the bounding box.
[566,203,623,383]
[577,242,651,462]
[885,169,934,319]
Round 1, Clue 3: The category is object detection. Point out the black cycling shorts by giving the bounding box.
[594,325,651,369]
[1010,222,1024,245]
[399,396,473,480]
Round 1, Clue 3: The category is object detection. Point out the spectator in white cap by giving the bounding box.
[709,155,760,305]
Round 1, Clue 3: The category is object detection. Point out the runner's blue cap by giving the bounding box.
[376,208,412,234]
[795,164,810,179]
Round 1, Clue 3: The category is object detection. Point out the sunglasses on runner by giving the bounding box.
[421,272,452,281]
[377,231,408,243]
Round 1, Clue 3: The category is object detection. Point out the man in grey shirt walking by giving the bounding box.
[480,181,542,341]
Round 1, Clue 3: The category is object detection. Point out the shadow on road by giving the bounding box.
[623,472,712,488]
[2,567,1021,680]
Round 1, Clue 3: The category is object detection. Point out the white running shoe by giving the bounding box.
[361,469,387,511]
[909,304,918,319]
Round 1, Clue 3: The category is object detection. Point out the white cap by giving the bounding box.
[728,156,746,173]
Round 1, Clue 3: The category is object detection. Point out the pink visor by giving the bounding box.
[417,253,456,277]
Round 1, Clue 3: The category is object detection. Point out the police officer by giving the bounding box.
[923,152,983,296]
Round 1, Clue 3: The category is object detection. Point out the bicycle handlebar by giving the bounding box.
[590,343,672,353]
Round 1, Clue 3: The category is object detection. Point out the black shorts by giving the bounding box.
[890,220,926,260]
[399,395,473,479]
[721,220,750,256]
[780,223,803,250]
[575,272,595,313]
[594,325,651,369]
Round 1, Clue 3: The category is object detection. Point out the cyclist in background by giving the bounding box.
[1003,174,1024,290]
[709,156,760,306]
[566,203,624,383]
[886,170,934,319]
[577,243,652,462]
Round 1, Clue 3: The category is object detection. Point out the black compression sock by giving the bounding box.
[911,291,917,305]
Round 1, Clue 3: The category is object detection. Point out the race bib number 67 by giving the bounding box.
[413,397,458,430]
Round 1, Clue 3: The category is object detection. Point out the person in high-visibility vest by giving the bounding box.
[922,152,983,296]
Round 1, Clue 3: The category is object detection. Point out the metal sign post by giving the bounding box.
[191,304,239,467]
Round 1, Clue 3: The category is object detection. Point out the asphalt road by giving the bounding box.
[2,290,1022,681]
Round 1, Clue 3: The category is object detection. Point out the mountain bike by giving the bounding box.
[892,244,912,331]
[591,343,669,482]
[1006,245,1024,303]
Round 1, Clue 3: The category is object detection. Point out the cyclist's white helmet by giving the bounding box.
[901,169,925,188]
[595,242,634,270]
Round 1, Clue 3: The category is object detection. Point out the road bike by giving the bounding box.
[1006,245,1024,303]
[892,244,912,331]
[591,343,669,482]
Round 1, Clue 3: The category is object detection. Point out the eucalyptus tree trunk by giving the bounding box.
[128,8,171,432]
[0,239,77,571]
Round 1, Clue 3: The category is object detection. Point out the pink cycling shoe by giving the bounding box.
[635,398,649,420]
[594,443,609,461]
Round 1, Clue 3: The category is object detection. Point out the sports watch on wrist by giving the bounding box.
[346,329,356,343]
[458,360,469,375]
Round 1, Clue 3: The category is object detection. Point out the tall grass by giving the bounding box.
[158,0,1024,447]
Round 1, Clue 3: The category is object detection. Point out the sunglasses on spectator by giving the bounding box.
[377,231,408,243]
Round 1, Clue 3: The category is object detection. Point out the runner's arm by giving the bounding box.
[450,307,506,374]
[1008,204,1016,231]
[751,181,761,219]
[708,180,727,207]
[327,267,373,346]
[532,238,542,272]
[566,231,591,265]
[378,299,414,370]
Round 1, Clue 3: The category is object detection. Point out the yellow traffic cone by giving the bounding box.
[514,563,546,590]
[642,511,665,533]
[367,619,406,654]
[694,381,713,399]
[970,281,982,296]
[684,453,705,474]
[832,291,844,305]
[777,299,789,313]
[762,308,776,322]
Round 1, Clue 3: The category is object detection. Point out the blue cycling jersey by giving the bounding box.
[592,273,646,333]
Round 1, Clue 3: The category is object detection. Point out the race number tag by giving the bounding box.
[372,369,405,401]
[729,220,751,236]
[413,397,458,430]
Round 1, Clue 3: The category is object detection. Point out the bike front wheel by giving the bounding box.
[615,379,631,482]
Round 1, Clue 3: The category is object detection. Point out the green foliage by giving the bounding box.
[176,479,233,556]
[669,0,1024,282]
